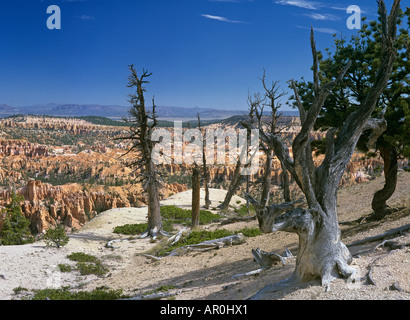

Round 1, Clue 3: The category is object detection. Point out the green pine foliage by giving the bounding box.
[43,224,69,248]
[0,192,34,246]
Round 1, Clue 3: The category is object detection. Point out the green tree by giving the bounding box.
[43,224,69,248]
[0,192,34,245]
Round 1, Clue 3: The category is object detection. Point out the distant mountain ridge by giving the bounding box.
[0,103,298,120]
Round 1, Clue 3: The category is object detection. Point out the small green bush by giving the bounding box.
[160,205,222,225]
[13,286,28,294]
[43,224,69,248]
[113,223,148,235]
[67,252,108,276]
[235,227,262,237]
[234,204,255,217]
[57,264,72,273]
[113,206,223,237]
[76,262,108,276]
[67,252,99,263]
[31,286,128,300]
[160,205,190,220]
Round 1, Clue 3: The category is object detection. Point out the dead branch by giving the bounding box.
[142,254,162,262]
[232,268,264,278]
[220,216,257,225]
[125,288,193,300]
[347,223,410,248]
[167,233,246,257]
[167,228,190,245]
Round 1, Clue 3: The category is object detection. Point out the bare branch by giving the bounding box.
[310,27,319,95]
[290,80,306,125]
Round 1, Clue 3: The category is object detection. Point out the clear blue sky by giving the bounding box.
[0,0,389,111]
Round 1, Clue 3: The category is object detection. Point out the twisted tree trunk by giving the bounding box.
[371,146,398,219]
[219,158,243,210]
[249,0,400,299]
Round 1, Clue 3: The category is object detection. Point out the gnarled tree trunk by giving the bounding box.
[260,151,272,207]
[219,158,243,210]
[146,161,163,235]
[249,0,400,299]
[371,146,398,219]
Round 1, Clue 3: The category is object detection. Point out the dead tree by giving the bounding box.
[218,142,247,211]
[256,72,290,205]
[197,113,211,209]
[248,0,401,298]
[117,65,165,239]
[191,165,201,227]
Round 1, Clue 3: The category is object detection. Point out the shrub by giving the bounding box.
[43,224,69,248]
[234,204,256,217]
[235,227,262,237]
[76,262,108,276]
[67,252,108,276]
[160,205,222,225]
[113,206,223,237]
[31,286,128,300]
[67,252,99,263]
[0,192,34,246]
[57,264,72,273]
[113,223,148,235]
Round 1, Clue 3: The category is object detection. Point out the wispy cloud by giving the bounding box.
[208,0,241,2]
[296,25,338,34]
[201,14,247,24]
[275,0,320,10]
[314,27,338,34]
[208,0,255,2]
[303,13,340,21]
[275,0,351,12]
[77,15,95,20]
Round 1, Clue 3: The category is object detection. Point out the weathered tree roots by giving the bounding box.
[247,275,306,300]
[139,227,170,240]
[232,248,293,279]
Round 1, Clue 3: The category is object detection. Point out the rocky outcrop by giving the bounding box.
[0,139,48,157]
[0,179,187,233]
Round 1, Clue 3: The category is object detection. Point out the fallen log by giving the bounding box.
[347,223,410,248]
[167,233,246,257]
[167,228,190,245]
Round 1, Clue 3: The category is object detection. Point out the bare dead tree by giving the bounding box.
[218,95,261,211]
[259,72,291,204]
[191,165,201,227]
[219,157,243,211]
[248,0,401,299]
[117,65,165,239]
[197,113,211,209]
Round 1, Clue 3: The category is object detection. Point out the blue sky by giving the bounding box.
[0,0,392,111]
